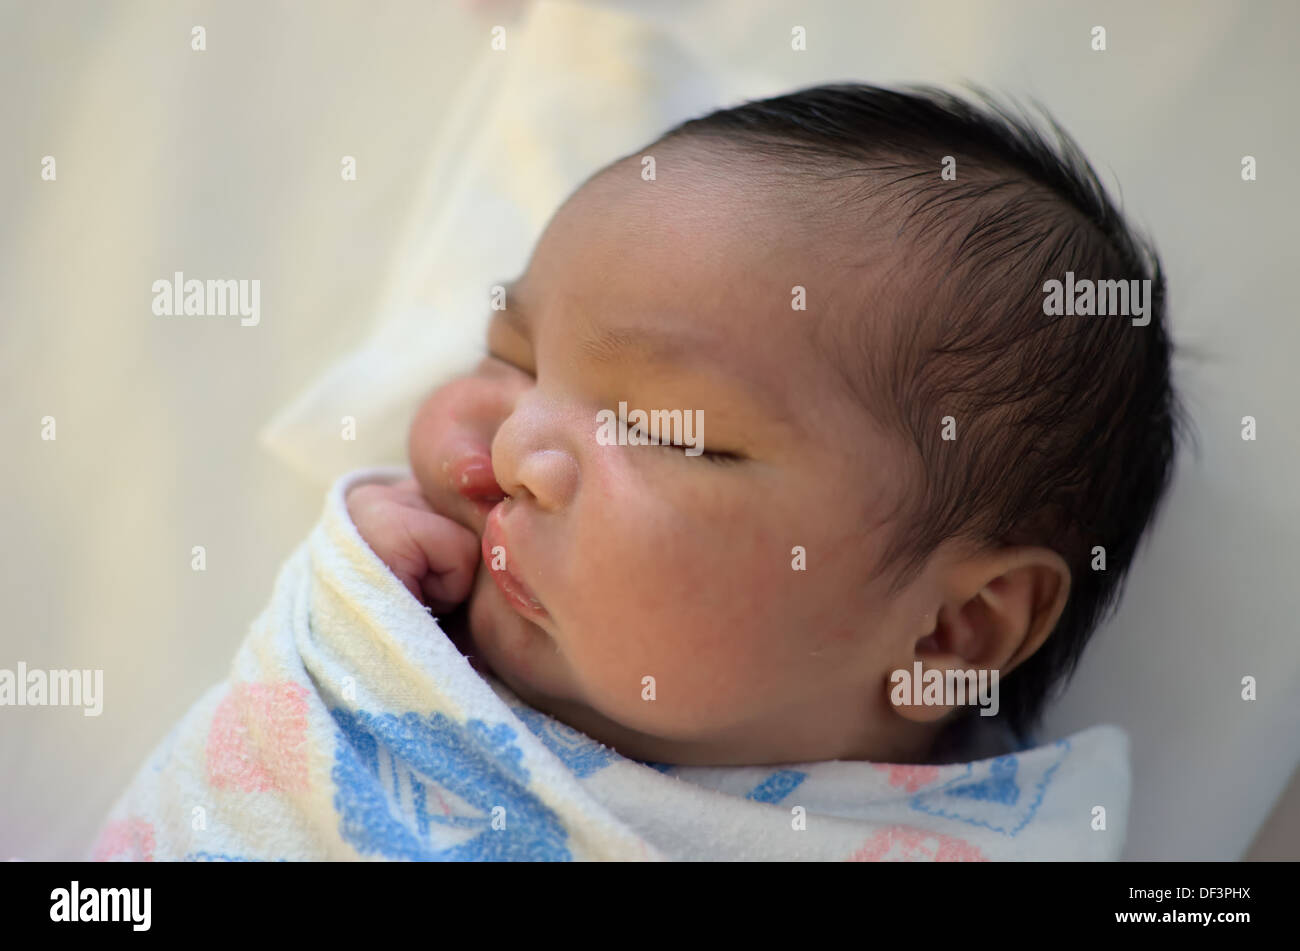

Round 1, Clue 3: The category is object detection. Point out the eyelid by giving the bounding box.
[621,416,742,464]
[485,346,535,378]
[486,314,535,376]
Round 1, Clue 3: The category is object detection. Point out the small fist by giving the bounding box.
[346,477,481,614]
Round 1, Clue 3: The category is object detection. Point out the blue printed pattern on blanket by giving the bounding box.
[745,769,807,804]
[908,740,1070,836]
[185,851,286,862]
[510,705,616,778]
[330,708,571,860]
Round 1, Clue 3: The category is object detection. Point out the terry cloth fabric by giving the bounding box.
[91,467,1131,862]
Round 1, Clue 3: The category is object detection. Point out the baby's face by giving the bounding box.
[410,158,947,765]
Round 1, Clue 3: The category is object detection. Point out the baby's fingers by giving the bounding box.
[397,506,481,614]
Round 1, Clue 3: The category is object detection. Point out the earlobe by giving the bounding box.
[887,662,958,723]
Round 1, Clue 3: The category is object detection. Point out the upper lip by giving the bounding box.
[481,501,549,622]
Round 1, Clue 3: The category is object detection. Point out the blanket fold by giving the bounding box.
[92,467,1130,861]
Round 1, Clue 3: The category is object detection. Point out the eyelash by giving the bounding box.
[697,449,743,465]
[624,421,740,465]
[488,349,534,377]
[487,350,741,465]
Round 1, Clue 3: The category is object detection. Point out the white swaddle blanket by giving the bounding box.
[91,467,1130,862]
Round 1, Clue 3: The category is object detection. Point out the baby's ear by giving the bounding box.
[939,547,1070,670]
[890,547,1069,725]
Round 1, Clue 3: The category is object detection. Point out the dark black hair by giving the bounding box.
[651,83,1188,743]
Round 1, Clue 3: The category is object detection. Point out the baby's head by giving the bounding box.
[409,83,1183,766]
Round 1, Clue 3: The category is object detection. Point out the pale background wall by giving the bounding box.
[1,0,1296,861]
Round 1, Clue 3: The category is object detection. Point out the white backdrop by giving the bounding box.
[1,0,1296,861]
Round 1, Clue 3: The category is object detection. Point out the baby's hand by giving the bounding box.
[346,477,481,614]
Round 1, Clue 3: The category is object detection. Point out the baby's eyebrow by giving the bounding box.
[575,324,697,368]
[576,319,803,436]
[498,280,699,367]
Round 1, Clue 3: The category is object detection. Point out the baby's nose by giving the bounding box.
[491,395,580,511]
[498,448,579,511]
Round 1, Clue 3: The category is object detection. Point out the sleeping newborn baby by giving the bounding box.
[96,84,1181,862]
[350,83,1180,770]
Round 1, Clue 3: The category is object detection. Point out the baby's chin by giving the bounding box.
[464,569,567,707]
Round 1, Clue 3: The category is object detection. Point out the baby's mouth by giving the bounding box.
[481,500,550,624]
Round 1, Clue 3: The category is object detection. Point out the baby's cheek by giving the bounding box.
[562,569,783,738]
[633,540,828,721]
[408,380,508,524]
[408,391,457,485]
[580,620,775,739]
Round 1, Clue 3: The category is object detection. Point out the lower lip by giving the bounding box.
[482,504,550,623]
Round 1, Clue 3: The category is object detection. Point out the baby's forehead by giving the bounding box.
[532,150,891,353]
[531,185,869,388]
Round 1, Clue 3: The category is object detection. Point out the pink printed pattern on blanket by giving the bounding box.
[92,817,155,862]
[206,681,310,793]
[872,763,941,793]
[848,825,987,862]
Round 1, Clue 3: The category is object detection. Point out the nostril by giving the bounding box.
[512,449,578,511]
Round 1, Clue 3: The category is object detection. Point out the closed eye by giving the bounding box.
[625,421,742,464]
[486,347,535,379]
